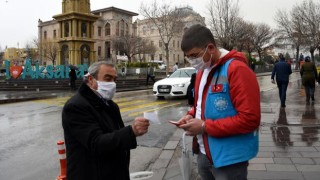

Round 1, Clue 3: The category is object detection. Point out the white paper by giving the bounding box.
[143,112,161,124]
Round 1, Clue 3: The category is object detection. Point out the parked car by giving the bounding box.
[153,67,196,98]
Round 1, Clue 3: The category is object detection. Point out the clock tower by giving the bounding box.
[53,0,99,65]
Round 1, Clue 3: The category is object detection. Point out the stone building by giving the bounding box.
[38,1,137,66]
[136,7,205,68]
[38,1,204,67]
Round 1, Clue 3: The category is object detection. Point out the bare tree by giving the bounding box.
[207,0,241,50]
[39,39,59,65]
[140,0,184,74]
[294,0,320,61]
[275,8,305,68]
[112,35,156,62]
[252,23,274,61]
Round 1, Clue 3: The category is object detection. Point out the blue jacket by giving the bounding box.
[271,59,292,82]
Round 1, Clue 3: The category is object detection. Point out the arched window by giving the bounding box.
[105,23,111,36]
[120,20,125,36]
[64,22,69,37]
[126,23,129,36]
[81,22,87,37]
[116,21,120,36]
[61,45,69,65]
[80,44,90,65]
[44,31,47,39]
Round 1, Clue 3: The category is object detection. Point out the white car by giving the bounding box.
[153,67,196,98]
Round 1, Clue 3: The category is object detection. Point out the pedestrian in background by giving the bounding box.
[177,24,260,180]
[271,53,292,108]
[121,66,126,76]
[68,69,77,90]
[146,64,155,85]
[62,61,150,180]
[172,62,179,72]
[300,56,318,103]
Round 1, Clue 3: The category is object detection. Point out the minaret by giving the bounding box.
[53,0,99,65]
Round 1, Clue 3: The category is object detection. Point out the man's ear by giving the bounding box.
[207,43,215,53]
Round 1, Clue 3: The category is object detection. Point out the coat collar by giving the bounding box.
[78,83,110,108]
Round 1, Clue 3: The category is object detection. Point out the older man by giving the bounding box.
[62,61,150,180]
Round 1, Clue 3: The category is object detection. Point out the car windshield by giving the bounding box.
[169,69,196,78]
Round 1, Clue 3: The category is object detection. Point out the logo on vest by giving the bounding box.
[214,96,228,111]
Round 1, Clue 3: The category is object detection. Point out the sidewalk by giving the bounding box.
[149,78,320,180]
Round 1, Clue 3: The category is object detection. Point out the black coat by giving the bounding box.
[62,83,137,180]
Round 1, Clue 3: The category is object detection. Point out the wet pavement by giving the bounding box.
[2,72,320,180]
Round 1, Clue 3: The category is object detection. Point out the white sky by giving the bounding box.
[0,0,302,48]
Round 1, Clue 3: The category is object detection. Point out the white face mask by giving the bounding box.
[96,80,116,100]
[186,46,212,70]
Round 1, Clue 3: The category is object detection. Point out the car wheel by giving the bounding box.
[157,96,165,99]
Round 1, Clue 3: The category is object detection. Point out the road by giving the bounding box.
[0,72,301,180]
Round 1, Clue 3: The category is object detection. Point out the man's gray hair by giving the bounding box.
[83,61,115,83]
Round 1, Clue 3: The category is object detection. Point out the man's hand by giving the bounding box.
[179,118,204,136]
[176,114,193,126]
[271,79,275,84]
[132,117,150,137]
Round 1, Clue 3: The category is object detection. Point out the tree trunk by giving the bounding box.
[295,46,300,70]
[165,44,169,75]
[310,48,315,62]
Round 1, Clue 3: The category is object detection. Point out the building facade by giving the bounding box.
[136,7,205,68]
[38,3,204,67]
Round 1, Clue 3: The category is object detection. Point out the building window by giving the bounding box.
[64,22,69,37]
[173,54,175,61]
[159,54,162,60]
[105,23,110,36]
[81,22,87,37]
[126,23,129,36]
[116,21,120,36]
[151,41,154,46]
[173,40,175,48]
[53,30,57,38]
[98,26,102,36]
[177,41,179,48]
[143,27,146,35]
[151,54,154,60]
[44,31,47,39]
[159,41,162,48]
[98,46,101,56]
[120,20,125,36]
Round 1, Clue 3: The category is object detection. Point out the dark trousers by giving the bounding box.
[146,75,155,85]
[197,152,248,180]
[70,80,76,90]
[276,80,289,106]
[304,84,315,102]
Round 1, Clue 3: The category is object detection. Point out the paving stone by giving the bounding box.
[151,168,166,180]
[250,157,274,164]
[159,150,175,160]
[256,151,274,158]
[287,147,318,152]
[152,159,171,170]
[248,171,304,180]
[301,152,320,158]
[164,141,179,150]
[313,158,320,164]
[291,158,315,165]
[274,157,292,164]
[302,172,320,180]
[265,164,297,171]
[274,152,302,158]
[248,164,266,171]
[295,165,320,172]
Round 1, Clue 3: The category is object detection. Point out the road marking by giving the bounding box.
[120,101,168,112]
[127,102,182,117]
[117,100,148,107]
